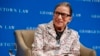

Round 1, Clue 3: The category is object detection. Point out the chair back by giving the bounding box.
[80,44,96,56]
[15,30,34,56]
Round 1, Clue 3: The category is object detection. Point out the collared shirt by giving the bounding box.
[32,21,80,56]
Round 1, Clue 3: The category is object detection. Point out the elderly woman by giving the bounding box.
[32,2,80,56]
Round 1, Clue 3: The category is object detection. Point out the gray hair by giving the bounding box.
[54,2,72,16]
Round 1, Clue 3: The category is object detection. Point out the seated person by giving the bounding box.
[32,2,80,56]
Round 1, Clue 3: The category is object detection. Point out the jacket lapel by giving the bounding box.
[46,21,72,43]
[46,21,57,39]
[60,27,71,41]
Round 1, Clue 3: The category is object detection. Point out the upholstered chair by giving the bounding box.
[14,30,96,56]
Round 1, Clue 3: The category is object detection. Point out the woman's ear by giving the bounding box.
[68,16,72,22]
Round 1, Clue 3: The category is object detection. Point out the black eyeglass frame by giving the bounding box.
[54,11,71,18]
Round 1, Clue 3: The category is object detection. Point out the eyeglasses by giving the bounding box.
[54,11,71,18]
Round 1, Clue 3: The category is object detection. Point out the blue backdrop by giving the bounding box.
[0,0,100,56]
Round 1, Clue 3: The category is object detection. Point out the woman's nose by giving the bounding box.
[57,14,63,20]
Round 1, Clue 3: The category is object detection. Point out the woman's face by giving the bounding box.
[53,6,71,29]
